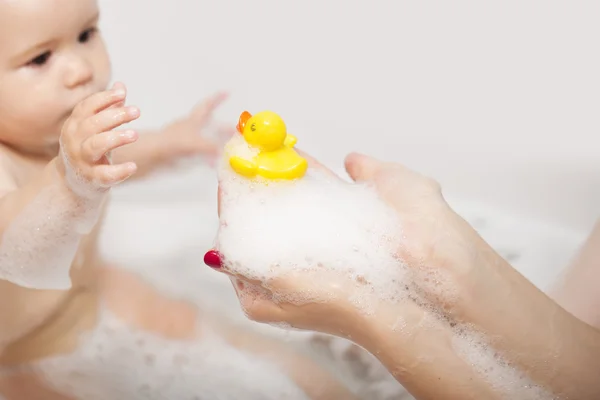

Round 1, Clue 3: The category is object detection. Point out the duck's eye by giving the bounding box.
[250,123,256,132]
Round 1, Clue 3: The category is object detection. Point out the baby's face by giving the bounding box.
[0,0,111,156]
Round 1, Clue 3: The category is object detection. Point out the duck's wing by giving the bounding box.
[229,156,258,178]
[284,134,298,148]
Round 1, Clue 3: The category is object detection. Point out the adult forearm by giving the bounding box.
[457,227,600,398]
[351,217,600,399]
[350,302,502,400]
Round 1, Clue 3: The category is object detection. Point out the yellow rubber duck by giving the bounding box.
[229,110,308,180]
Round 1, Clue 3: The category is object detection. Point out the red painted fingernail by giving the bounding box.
[204,250,222,269]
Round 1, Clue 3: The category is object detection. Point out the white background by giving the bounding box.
[98,0,599,234]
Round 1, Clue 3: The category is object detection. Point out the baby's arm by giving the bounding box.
[0,159,99,349]
[0,85,139,291]
[110,92,229,179]
[550,219,600,328]
[0,158,95,290]
[110,131,170,179]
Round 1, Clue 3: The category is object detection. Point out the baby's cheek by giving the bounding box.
[90,37,112,89]
[0,97,44,137]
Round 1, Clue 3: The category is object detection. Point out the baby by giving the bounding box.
[0,0,362,398]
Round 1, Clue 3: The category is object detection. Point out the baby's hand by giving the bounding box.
[57,83,140,197]
[160,92,233,163]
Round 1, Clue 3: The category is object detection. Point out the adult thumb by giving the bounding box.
[344,152,384,182]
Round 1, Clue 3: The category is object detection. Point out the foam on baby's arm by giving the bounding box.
[0,158,102,290]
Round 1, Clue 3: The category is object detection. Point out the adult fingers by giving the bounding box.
[217,185,224,217]
[203,249,266,287]
[344,152,385,183]
[232,278,286,324]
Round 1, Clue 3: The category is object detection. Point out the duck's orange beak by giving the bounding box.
[236,111,252,134]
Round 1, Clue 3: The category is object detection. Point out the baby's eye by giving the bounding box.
[78,27,97,43]
[27,51,51,67]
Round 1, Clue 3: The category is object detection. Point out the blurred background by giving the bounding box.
[95,0,598,306]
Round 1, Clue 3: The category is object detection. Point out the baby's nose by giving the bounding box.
[64,55,93,89]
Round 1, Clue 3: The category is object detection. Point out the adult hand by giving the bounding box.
[204,152,600,400]
[204,151,478,336]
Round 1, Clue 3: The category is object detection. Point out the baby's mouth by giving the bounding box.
[63,86,106,120]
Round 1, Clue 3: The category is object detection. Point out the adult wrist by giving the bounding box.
[434,212,600,398]
[348,297,502,399]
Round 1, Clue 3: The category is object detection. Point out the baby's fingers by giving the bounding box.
[83,130,139,163]
[189,92,229,125]
[217,124,236,143]
[93,162,137,187]
[83,106,140,137]
[190,138,219,156]
[72,84,127,118]
[108,82,127,109]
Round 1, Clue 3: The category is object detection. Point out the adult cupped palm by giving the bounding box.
[203,151,481,337]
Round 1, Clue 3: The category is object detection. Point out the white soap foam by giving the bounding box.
[60,142,105,201]
[223,134,260,161]
[94,151,584,400]
[0,134,131,290]
[308,334,411,399]
[24,305,311,400]
[451,324,555,400]
[97,163,412,400]
[217,135,406,308]
[59,134,135,202]
[0,183,102,290]
[215,136,562,398]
